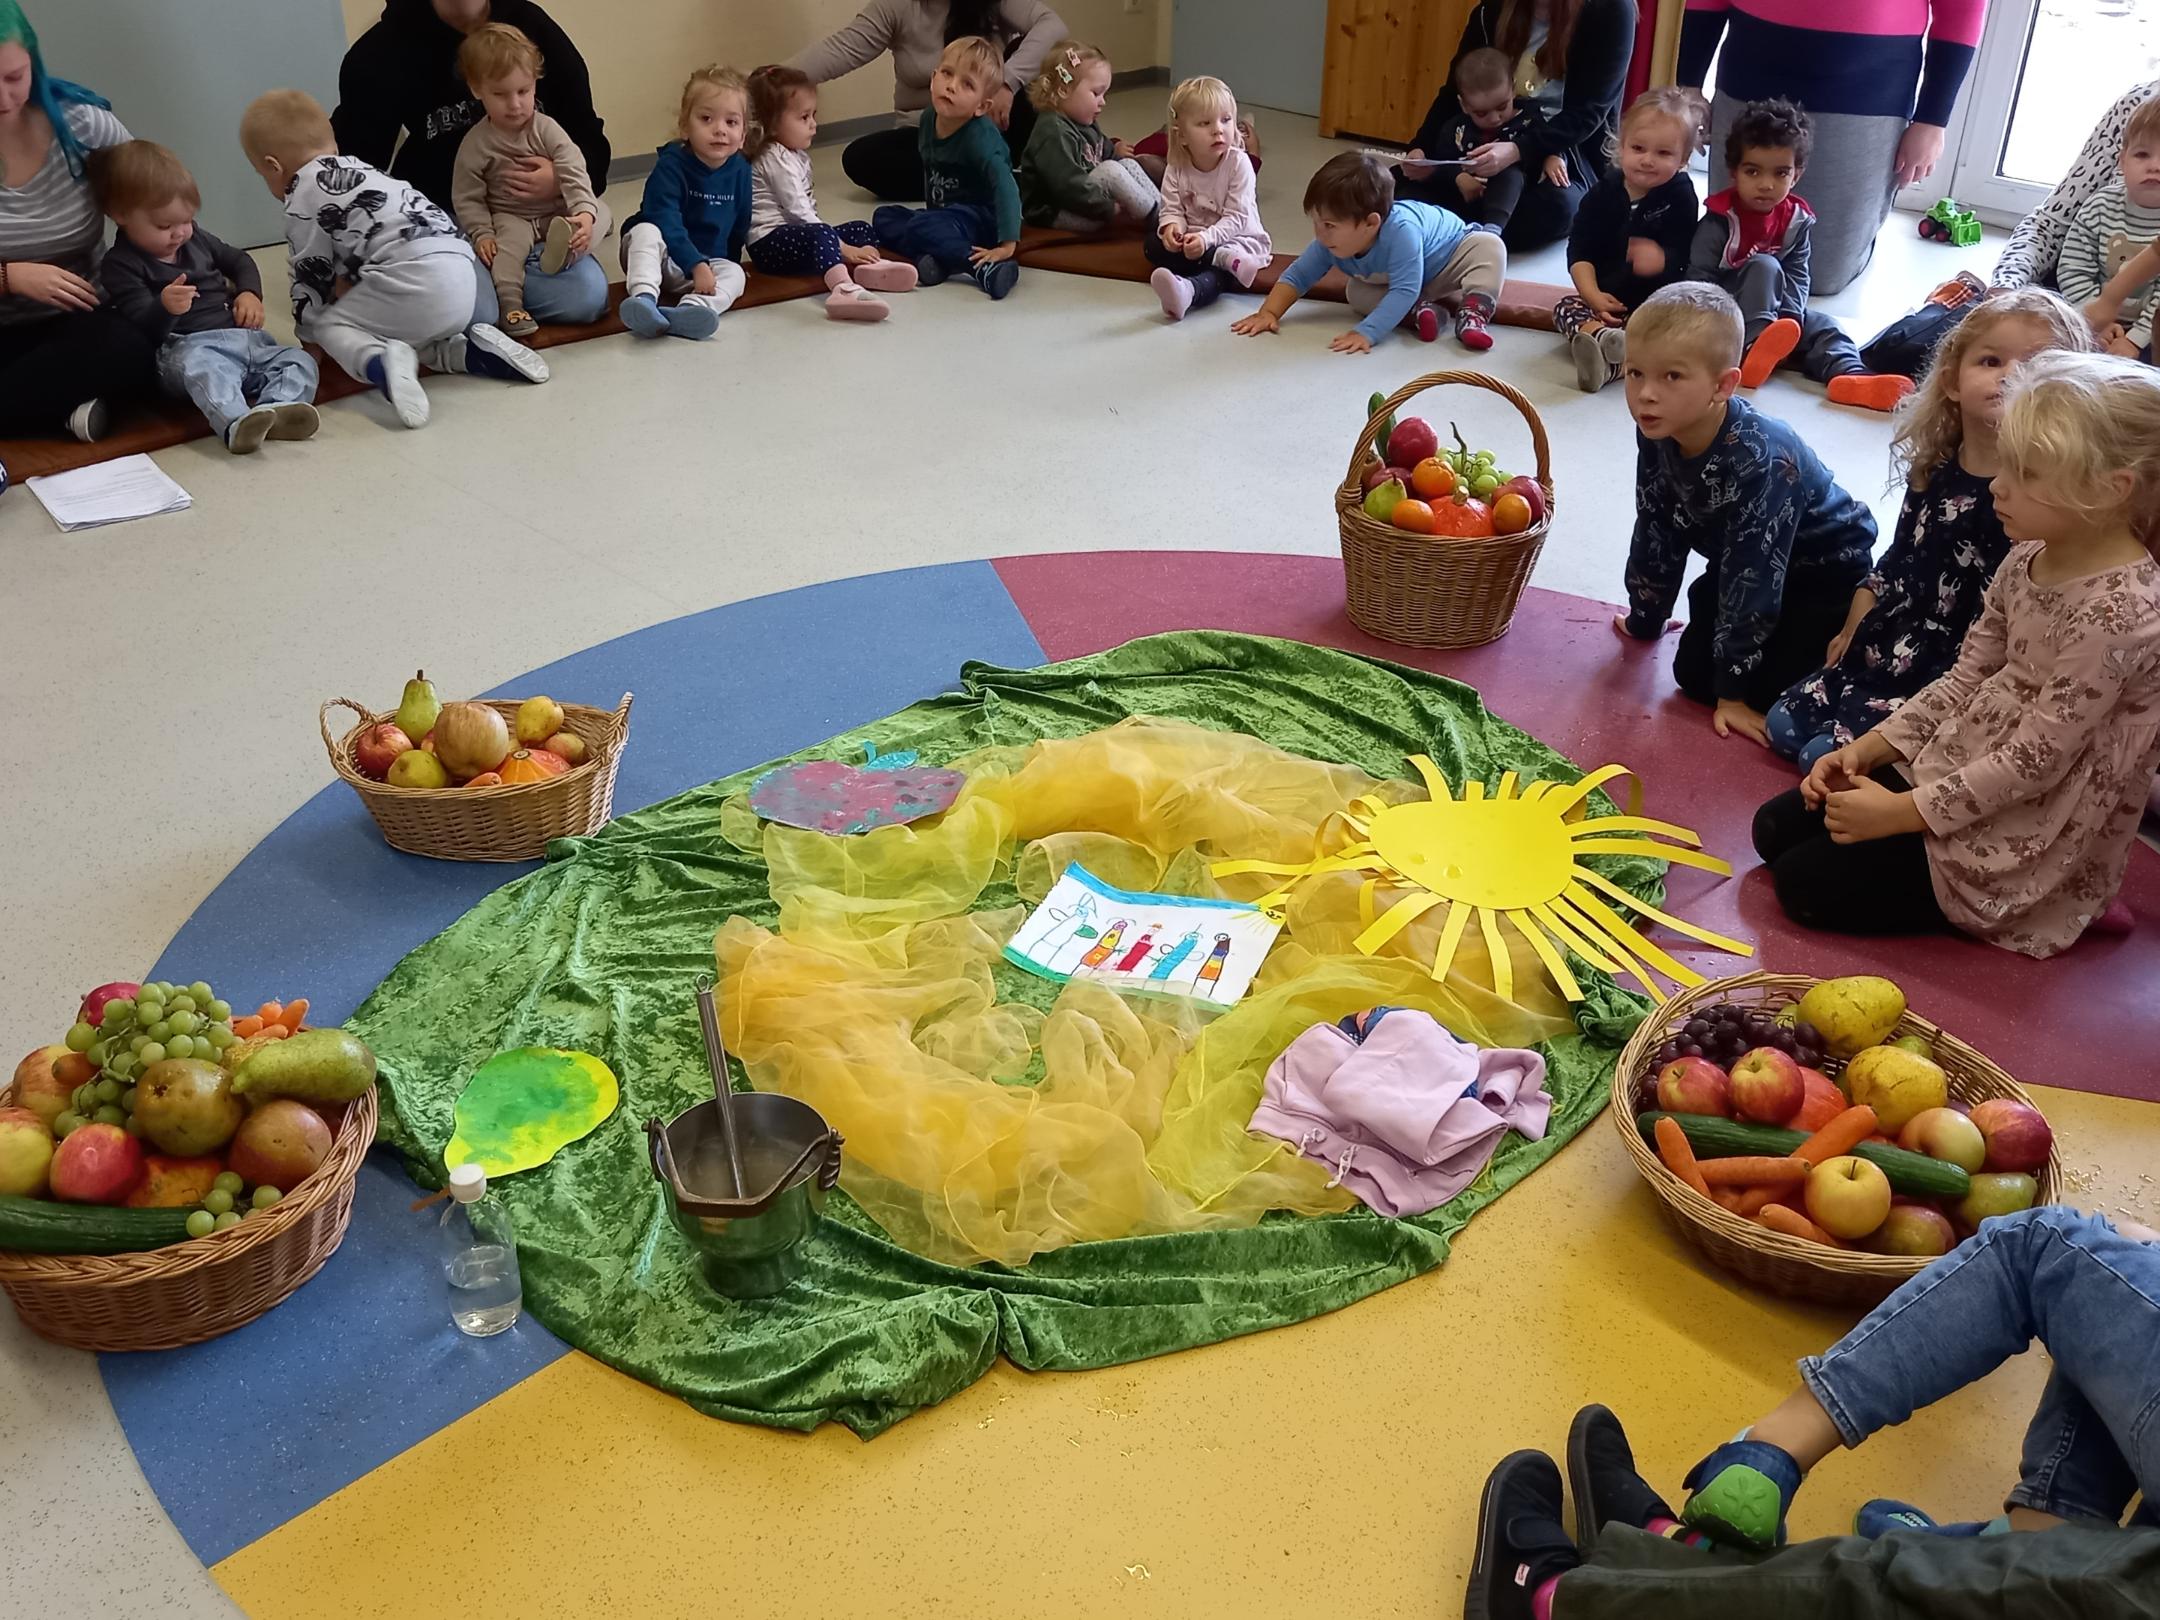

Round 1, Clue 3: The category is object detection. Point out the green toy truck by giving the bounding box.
[1919,198,1982,246]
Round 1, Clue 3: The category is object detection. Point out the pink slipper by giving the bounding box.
[1151,266,1194,321]
[2091,898,2135,937]
[825,285,889,322]
[853,259,918,293]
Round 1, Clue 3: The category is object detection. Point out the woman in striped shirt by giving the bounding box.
[0,0,155,443]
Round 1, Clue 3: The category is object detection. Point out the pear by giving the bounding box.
[394,670,441,745]
[231,1028,377,1106]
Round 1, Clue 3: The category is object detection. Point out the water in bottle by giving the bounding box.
[441,1162,522,1337]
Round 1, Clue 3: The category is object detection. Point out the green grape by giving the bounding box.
[206,999,231,1021]
[207,1026,235,1051]
[187,981,213,1002]
[169,994,197,1015]
[145,1020,172,1042]
[104,997,134,1020]
[85,1040,108,1068]
[185,1211,216,1239]
[71,1083,95,1112]
[1472,474,1500,497]
[65,1022,96,1052]
[93,1078,121,1104]
[165,1011,196,1036]
[129,1034,148,1055]
[92,1106,125,1127]
[251,1185,283,1210]
[138,1042,166,1065]
[212,1211,242,1232]
[166,1035,195,1060]
[124,1117,145,1137]
[135,1008,164,1033]
[108,1053,136,1082]
[120,1086,138,1113]
[203,1189,235,1216]
[52,1111,84,1137]
[213,1171,244,1195]
[148,981,171,998]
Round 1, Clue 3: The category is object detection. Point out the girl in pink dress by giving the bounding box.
[1751,351,2160,957]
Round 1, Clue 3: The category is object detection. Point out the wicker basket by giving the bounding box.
[1336,370,1554,649]
[322,692,632,862]
[0,1085,377,1351]
[1612,971,2062,1308]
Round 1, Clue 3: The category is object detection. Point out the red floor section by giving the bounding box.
[995,550,2160,1102]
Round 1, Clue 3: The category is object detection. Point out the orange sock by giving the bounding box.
[1740,318,1801,388]
[1826,372,1917,413]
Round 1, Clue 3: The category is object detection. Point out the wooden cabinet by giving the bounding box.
[1319,0,1476,145]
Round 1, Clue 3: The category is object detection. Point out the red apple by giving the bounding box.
[1957,1171,2038,1228]
[1386,416,1440,469]
[11,1045,74,1130]
[1804,1154,1893,1240]
[1655,1056,1731,1117]
[1363,462,1416,493]
[0,1107,55,1198]
[48,1122,146,1205]
[1967,1099,2053,1173]
[1898,1106,1986,1172]
[1730,1046,1805,1125]
[1865,1202,1956,1257]
[352,722,414,782]
[1793,1068,1846,1132]
[78,981,142,1028]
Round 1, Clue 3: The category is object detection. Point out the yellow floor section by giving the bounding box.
[214,1084,2158,1620]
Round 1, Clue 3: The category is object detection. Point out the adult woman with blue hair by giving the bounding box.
[0,0,155,443]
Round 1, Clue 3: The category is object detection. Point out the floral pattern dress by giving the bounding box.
[1777,458,2010,747]
[1877,543,2160,958]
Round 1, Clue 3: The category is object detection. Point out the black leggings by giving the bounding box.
[1394,161,1587,249]
[1752,772,1948,935]
[1143,225,1235,309]
[841,97,1037,202]
[0,307,158,437]
[1674,558,1857,715]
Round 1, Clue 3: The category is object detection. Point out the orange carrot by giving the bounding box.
[1699,1156,1811,1187]
[1757,1204,1841,1247]
[231,1015,263,1037]
[276,997,309,1030]
[256,1001,283,1024]
[1795,1105,1878,1165]
[1654,1116,1712,1198]
[1711,1188,1746,1212]
[1734,1186,1783,1218]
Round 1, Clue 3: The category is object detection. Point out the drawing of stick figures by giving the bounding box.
[1195,933,1233,996]
[1150,928,1201,981]
[1077,920,1129,971]
[1035,891,1097,961]
[1114,922,1161,974]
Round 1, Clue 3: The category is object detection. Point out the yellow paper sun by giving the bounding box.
[1214,758,1750,1002]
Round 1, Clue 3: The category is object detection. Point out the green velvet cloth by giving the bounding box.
[361,633,1655,1436]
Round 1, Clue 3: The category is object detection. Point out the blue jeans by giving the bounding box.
[1800,1207,2160,1525]
[1763,699,1838,771]
[156,328,318,442]
[872,202,996,274]
[466,247,609,327]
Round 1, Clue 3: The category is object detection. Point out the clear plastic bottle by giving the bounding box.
[441,1162,522,1337]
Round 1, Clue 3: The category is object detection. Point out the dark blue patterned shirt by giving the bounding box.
[1624,397,1876,701]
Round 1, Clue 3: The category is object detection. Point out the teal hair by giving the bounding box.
[0,0,111,178]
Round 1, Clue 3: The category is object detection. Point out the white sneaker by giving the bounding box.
[66,398,109,443]
[227,406,277,454]
[268,401,320,441]
[377,340,429,429]
[457,323,551,383]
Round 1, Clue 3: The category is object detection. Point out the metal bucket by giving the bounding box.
[647,1093,842,1299]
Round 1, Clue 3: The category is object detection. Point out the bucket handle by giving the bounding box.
[646,1114,843,1218]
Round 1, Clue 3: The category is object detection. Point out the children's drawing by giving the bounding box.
[748,742,966,836]
[446,1047,619,1177]
[1004,866,1282,1006]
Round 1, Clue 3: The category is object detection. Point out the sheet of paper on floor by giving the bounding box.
[28,455,192,531]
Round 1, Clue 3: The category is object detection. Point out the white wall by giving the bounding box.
[1169,0,1324,117]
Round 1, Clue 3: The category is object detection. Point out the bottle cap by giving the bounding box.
[448,1162,487,1203]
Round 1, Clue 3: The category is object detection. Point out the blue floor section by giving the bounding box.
[111,561,1046,1565]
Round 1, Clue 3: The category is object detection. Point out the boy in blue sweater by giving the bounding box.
[871,36,1023,300]
[1233,152,1504,351]
[1612,283,1877,745]
[620,67,754,340]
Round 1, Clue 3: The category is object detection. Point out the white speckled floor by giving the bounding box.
[0,94,1963,1618]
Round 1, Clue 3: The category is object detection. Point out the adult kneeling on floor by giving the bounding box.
[788,1,1067,203]
[333,0,612,326]
[0,0,156,445]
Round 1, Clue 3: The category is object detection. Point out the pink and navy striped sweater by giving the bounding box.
[1678,0,1987,128]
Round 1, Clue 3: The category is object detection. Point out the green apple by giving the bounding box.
[1957,1172,2038,1229]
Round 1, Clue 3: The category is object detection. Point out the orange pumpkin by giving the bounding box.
[496,749,568,785]
[465,771,504,789]
[1431,496,1496,539]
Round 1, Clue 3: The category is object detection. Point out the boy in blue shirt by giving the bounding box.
[621,66,755,340]
[1233,152,1504,351]
[1611,283,1877,745]
[870,36,1023,300]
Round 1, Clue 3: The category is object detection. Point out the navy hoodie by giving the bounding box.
[631,143,752,271]
[332,0,609,216]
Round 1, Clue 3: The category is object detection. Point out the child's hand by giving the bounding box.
[1455,171,1486,201]
[1232,309,1280,337]
[475,236,498,267]
[1330,329,1374,354]
[1587,288,1629,323]
[969,241,1017,266]
[1182,232,1205,259]
[1113,139,1135,160]
[1800,744,1861,808]
[1712,698,1771,747]
[567,216,594,259]
[1541,154,1569,187]
[1611,614,1680,640]
[841,242,882,268]
[1625,236,1666,277]
[2107,330,2143,357]
[1824,776,1923,844]
[692,261,719,296]
[233,290,265,330]
[1159,219,1183,249]
[159,275,199,316]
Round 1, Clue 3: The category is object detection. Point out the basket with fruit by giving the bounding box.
[1612,971,2061,1307]
[1335,370,1554,648]
[323,671,633,862]
[0,981,378,1350]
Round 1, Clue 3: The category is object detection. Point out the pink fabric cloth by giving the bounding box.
[1158,149,1271,264]
[1878,543,2160,958]
[1247,1009,1552,1218]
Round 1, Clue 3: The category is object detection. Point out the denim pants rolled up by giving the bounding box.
[156,328,318,442]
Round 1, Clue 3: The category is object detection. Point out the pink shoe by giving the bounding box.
[825,284,889,322]
[1151,265,1195,321]
[853,258,918,293]
[2091,898,2136,937]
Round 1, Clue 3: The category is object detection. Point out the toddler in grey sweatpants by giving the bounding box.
[238,89,549,431]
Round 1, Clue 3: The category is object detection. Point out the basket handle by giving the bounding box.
[1344,370,1554,499]
[605,692,634,745]
[320,697,383,762]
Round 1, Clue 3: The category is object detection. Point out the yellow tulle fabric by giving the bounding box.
[714,720,1574,1268]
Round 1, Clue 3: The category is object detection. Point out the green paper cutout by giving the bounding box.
[446,1047,619,1176]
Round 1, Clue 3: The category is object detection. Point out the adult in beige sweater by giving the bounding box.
[787,0,1066,203]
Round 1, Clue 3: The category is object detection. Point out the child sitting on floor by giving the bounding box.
[1687,98,1911,412]
[1232,152,1503,352]
[1017,40,1159,234]
[1410,47,1564,236]
[238,89,546,432]
[1755,352,2160,955]
[450,23,610,339]
[1555,86,1707,394]
[620,66,753,341]
[745,65,917,323]
[1146,75,1269,321]
[2057,93,2160,360]
[1768,289,2095,770]
[1611,283,1877,744]
[91,139,319,454]
[871,36,1024,301]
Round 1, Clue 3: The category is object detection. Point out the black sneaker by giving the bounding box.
[1466,1451,1579,1620]
[914,254,948,288]
[1566,1405,1674,1549]
[971,258,1019,300]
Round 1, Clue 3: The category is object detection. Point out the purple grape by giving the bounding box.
[1795,1022,1822,1048]
[1679,1041,1702,1058]
[1795,1046,1821,1069]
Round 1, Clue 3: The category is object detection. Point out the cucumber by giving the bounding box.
[0,1196,195,1255]
[1636,1112,1972,1199]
